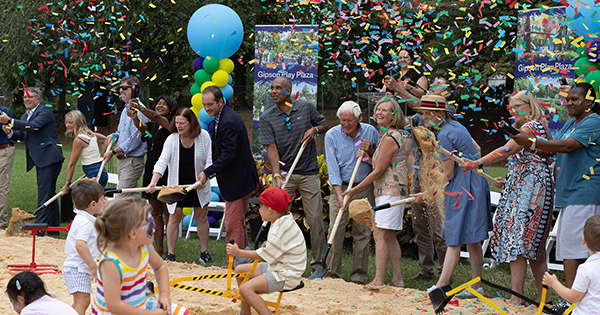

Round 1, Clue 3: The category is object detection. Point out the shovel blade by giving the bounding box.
[429,284,453,314]
[308,266,328,280]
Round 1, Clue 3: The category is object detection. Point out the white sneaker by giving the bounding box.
[426,285,438,293]
[455,286,484,299]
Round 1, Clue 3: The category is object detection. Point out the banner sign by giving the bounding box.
[252,25,319,154]
[514,6,577,135]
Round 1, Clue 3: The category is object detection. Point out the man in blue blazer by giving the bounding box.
[0,87,64,231]
[198,85,259,251]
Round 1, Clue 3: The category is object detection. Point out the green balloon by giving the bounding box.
[190,83,201,95]
[574,57,597,77]
[194,69,212,85]
[586,71,600,95]
[203,56,220,73]
[577,46,587,58]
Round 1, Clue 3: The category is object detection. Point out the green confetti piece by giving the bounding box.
[145,131,152,138]
[392,110,398,114]
[380,126,389,133]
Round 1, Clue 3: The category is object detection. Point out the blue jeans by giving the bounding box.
[82,161,108,187]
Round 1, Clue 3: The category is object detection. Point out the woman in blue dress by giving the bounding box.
[417,94,492,296]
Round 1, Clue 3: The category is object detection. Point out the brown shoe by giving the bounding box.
[404,273,434,282]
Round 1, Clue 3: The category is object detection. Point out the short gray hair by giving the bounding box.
[336,101,362,119]
[25,87,42,98]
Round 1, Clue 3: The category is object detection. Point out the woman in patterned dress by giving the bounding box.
[461,90,554,304]
[345,97,413,287]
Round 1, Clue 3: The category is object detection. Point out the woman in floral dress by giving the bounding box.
[461,90,554,304]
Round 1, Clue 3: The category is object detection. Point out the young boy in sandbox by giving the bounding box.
[62,180,105,315]
[542,214,600,314]
[226,187,307,315]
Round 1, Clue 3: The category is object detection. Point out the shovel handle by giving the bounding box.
[184,181,203,192]
[112,184,193,194]
[372,197,416,211]
[97,137,114,182]
[281,141,307,190]
[436,146,499,185]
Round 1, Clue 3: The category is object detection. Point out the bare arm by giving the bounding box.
[61,138,85,194]
[543,272,585,304]
[344,136,397,199]
[75,240,97,279]
[226,243,262,260]
[148,246,171,313]
[442,159,454,182]
[471,137,481,155]
[266,144,282,188]
[512,132,584,153]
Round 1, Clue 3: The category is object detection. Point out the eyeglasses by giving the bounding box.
[285,116,291,131]
[119,86,131,90]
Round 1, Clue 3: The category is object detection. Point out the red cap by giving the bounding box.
[249,187,291,212]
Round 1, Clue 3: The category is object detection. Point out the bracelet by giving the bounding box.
[314,126,319,134]
[111,149,116,155]
[477,159,483,169]
[65,181,71,185]
[273,173,282,179]
[529,138,537,151]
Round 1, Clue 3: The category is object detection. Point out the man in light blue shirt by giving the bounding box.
[324,101,379,284]
[103,76,149,198]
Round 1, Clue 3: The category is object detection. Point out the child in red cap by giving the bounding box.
[227,187,307,315]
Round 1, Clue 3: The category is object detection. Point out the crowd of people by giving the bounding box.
[1,47,600,314]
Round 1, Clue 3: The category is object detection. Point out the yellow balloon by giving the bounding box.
[191,93,203,109]
[219,58,235,74]
[182,207,193,216]
[201,81,216,92]
[191,106,200,117]
[212,70,229,87]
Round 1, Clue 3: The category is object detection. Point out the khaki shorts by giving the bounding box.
[259,262,285,293]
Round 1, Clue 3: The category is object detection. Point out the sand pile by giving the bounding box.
[5,208,36,237]
[0,231,541,314]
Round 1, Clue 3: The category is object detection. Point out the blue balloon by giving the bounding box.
[187,4,244,59]
[211,185,221,196]
[201,122,208,130]
[182,214,196,229]
[211,192,220,202]
[228,74,233,85]
[567,0,600,40]
[193,57,205,72]
[198,107,214,125]
[220,84,234,100]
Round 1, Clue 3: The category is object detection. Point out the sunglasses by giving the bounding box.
[285,116,291,131]
[119,86,131,90]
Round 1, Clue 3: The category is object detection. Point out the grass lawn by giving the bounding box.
[6,143,563,303]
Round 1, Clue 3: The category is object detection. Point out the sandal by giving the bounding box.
[367,281,384,286]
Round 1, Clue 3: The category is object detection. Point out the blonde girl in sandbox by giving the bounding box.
[91,197,171,314]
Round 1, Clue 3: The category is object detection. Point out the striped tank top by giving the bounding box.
[91,245,150,315]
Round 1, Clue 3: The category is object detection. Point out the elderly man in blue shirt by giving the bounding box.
[324,101,379,284]
[0,105,15,229]
[103,76,150,198]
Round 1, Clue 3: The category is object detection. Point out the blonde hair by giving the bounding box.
[95,196,147,254]
[374,97,406,129]
[509,91,545,128]
[64,110,92,138]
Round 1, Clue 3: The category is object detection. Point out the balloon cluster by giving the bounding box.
[182,186,224,230]
[568,0,600,92]
[186,4,244,131]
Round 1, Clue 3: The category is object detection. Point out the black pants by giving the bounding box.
[34,161,63,227]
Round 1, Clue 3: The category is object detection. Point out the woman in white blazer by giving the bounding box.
[147,107,213,264]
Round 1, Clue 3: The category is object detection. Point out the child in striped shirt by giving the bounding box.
[227,187,307,315]
[91,196,171,315]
